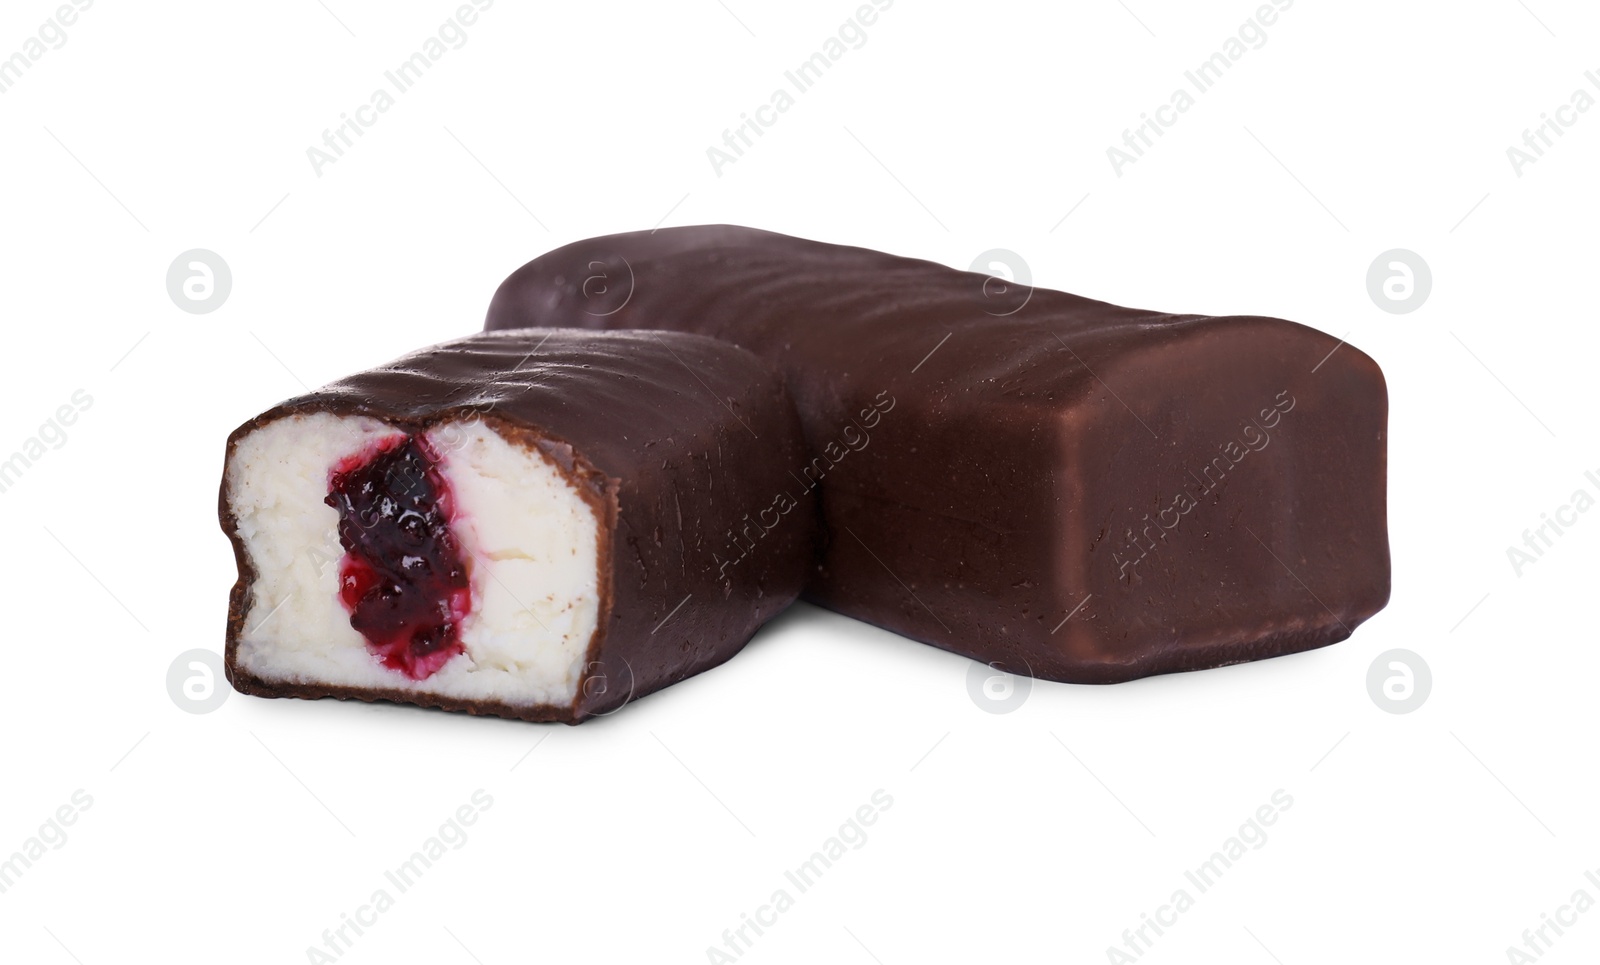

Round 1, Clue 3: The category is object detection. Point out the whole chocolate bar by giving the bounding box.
[221,329,814,722]
[486,226,1390,683]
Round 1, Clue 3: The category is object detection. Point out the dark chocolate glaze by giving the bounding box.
[485,226,1390,683]
[221,329,815,722]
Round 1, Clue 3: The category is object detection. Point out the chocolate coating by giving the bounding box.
[221,328,816,722]
[486,226,1390,683]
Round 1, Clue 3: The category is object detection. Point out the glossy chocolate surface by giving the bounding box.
[486,226,1390,682]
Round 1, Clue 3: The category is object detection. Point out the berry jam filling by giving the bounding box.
[325,434,472,680]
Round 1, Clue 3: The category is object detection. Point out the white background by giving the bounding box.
[1,1,1596,962]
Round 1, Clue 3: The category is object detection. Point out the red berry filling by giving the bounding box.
[325,434,472,680]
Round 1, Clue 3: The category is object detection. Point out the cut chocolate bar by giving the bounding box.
[221,329,814,722]
[486,226,1390,683]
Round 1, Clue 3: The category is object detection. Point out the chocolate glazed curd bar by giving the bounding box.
[485,226,1390,683]
[221,329,815,722]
